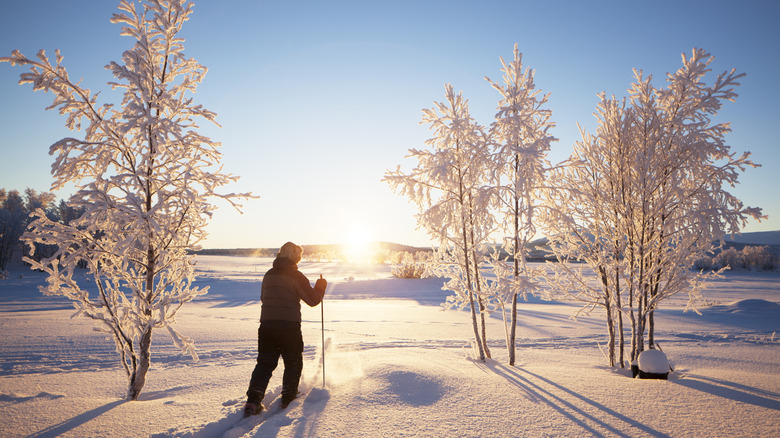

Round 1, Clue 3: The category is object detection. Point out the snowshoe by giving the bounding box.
[242,401,263,418]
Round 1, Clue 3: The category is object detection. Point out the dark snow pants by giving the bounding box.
[246,322,303,404]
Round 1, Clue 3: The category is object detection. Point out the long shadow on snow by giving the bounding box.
[249,388,331,438]
[192,277,454,308]
[678,300,780,332]
[481,361,671,438]
[26,400,125,438]
[191,277,261,308]
[192,275,591,313]
[290,391,329,438]
[672,374,780,410]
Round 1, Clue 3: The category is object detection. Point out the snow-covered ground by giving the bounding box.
[1,256,778,437]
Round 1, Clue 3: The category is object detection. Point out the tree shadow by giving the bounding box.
[26,400,125,438]
[192,277,262,308]
[481,361,672,437]
[672,374,780,410]
[137,385,192,401]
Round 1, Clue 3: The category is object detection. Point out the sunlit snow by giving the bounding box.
[0,256,778,437]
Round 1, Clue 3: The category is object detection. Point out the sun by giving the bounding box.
[344,225,375,263]
[347,226,371,250]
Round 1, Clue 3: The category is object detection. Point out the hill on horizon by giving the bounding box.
[197,230,780,258]
[725,230,780,246]
[195,241,431,257]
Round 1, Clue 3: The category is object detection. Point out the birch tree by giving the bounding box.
[541,96,634,367]
[385,84,494,361]
[541,48,764,367]
[484,44,556,366]
[2,0,251,400]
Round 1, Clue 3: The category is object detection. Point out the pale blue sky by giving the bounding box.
[1,0,778,248]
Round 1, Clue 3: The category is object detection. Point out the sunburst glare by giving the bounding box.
[344,225,375,263]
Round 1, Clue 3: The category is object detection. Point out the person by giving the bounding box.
[244,242,327,417]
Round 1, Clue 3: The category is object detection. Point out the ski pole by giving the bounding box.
[320,274,325,389]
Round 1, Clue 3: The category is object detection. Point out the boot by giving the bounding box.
[243,401,263,418]
[280,387,300,409]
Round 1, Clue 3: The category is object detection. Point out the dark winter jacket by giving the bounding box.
[260,257,325,325]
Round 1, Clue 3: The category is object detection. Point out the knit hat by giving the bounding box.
[277,242,303,264]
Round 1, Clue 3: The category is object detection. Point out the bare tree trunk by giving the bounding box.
[128,326,152,401]
[599,267,615,367]
[472,250,490,359]
[648,310,655,348]
[616,289,625,368]
[636,285,647,357]
[454,139,485,362]
[462,228,484,362]
[462,237,483,361]
[467,289,484,361]
[509,188,520,366]
[509,292,517,366]
[629,290,638,362]
[478,295,491,359]
[613,268,625,368]
[606,298,615,367]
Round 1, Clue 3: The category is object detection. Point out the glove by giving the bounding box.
[315,277,327,293]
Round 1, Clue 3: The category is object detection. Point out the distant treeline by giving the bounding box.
[191,240,564,263]
[192,241,432,263]
[193,248,276,257]
[1,188,85,270]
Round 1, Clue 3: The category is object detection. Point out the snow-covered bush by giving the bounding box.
[696,245,776,271]
[692,256,714,271]
[742,245,775,271]
[714,247,744,270]
[391,252,428,279]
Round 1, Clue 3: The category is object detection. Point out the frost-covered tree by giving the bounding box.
[385,84,494,361]
[541,49,764,367]
[0,189,27,270]
[541,96,635,367]
[484,44,556,366]
[1,0,251,400]
[0,188,59,269]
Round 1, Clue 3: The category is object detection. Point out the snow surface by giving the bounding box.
[1,256,779,437]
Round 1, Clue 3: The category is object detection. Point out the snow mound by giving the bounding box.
[359,368,451,407]
[709,299,780,313]
[638,349,670,374]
